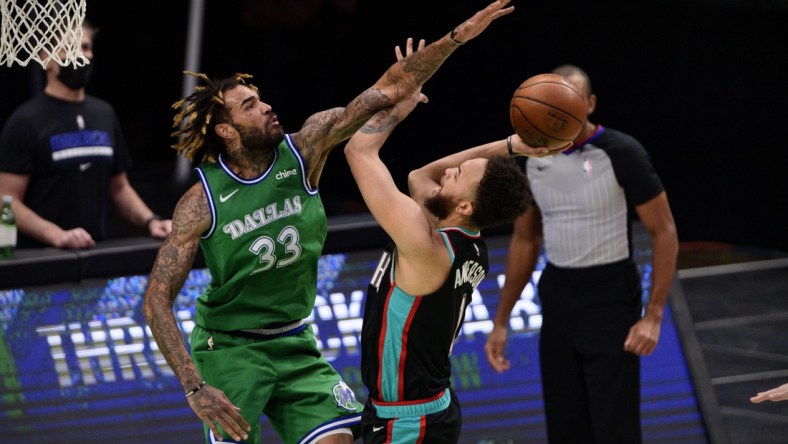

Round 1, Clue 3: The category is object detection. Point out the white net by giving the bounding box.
[0,0,88,68]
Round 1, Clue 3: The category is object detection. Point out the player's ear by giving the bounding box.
[587,93,597,116]
[456,199,474,217]
[215,122,235,139]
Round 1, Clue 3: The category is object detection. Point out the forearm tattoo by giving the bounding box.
[401,39,456,86]
[359,107,400,134]
[296,108,345,161]
[143,189,206,384]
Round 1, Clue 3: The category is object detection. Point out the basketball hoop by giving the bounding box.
[0,0,88,68]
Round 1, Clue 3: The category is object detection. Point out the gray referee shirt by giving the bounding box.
[519,126,664,268]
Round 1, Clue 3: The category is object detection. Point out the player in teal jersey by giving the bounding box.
[344,42,565,443]
[142,2,515,443]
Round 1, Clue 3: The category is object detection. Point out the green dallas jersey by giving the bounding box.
[194,134,327,331]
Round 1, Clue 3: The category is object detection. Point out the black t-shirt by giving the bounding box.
[0,93,131,247]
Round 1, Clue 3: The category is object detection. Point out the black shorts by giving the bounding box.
[361,389,461,443]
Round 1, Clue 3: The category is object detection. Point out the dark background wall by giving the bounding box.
[1,0,786,252]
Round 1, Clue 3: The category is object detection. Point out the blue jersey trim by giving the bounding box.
[194,166,217,239]
[284,134,319,196]
[216,150,277,184]
[297,413,361,444]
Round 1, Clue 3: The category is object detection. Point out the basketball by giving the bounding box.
[509,73,587,149]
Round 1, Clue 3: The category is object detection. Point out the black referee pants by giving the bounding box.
[538,259,643,444]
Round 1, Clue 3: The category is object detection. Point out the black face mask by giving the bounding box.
[57,63,94,90]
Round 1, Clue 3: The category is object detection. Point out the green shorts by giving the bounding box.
[191,324,362,443]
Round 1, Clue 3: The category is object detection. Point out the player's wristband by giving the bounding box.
[449,29,466,45]
[185,381,206,398]
[507,135,515,156]
[145,213,162,227]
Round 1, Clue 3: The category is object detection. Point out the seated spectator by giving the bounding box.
[0,20,171,249]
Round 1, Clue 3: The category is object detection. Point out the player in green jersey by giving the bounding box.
[143,2,515,443]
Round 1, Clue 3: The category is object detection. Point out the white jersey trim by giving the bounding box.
[284,134,319,196]
[194,167,217,239]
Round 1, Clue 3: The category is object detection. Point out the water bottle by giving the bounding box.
[0,195,17,259]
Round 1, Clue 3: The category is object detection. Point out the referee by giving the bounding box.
[485,64,679,443]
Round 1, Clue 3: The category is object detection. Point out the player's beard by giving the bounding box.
[235,122,285,159]
[423,193,455,221]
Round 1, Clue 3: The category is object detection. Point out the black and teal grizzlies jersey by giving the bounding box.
[194,134,327,331]
[361,227,489,404]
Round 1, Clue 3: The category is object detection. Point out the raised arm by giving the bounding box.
[346,90,460,297]
[142,183,249,442]
[407,133,551,205]
[344,91,430,247]
[294,0,515,185]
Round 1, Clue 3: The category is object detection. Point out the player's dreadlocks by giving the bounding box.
[170,71,258,163]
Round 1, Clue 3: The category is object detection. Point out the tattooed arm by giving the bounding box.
[343,91,454,296]
[142,183,250,442]
[293,0,515,186]
[344,93,427,232]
